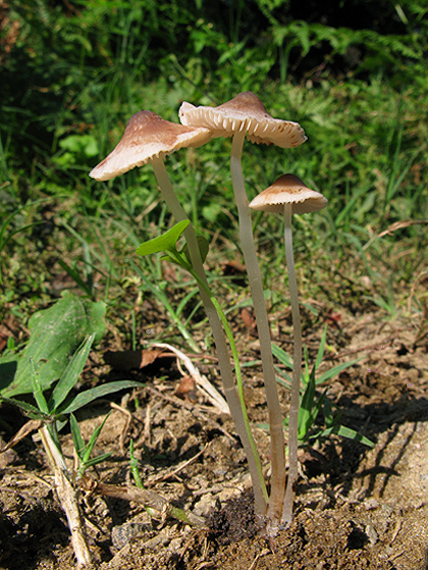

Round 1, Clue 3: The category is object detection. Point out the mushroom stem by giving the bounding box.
[281,204,302,525]
[230,132,286,531]
[151,156,268,515]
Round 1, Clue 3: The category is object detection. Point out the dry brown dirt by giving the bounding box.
[1,309,427,570]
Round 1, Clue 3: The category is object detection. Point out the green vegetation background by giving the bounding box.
[1,0,427,345]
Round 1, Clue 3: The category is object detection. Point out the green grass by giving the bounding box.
[1,1,428,352]
[2,79,427,334]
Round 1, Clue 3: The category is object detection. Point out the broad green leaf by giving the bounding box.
[0,292,106,397]
[136,220,190,256]
[59,380,143,415]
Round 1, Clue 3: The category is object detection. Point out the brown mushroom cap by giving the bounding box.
[89,111,212,181]
[179,92,307,148]
[249,174,327,214]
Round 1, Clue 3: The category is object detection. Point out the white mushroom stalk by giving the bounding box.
[281,202,302,525]
[231,131,286,531]
[249,174,328,525]
[180,93,307,532]
[89,111,268,515]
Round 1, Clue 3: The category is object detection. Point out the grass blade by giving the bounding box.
[59,380,143,415]
[49,334,96,413]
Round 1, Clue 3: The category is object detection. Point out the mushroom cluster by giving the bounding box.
[89,92,327,535]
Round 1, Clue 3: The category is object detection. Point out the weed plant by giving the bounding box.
[0,293,142,564]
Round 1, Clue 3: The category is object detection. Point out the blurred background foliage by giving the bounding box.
[1,0,427,342]
[1,0,427,170]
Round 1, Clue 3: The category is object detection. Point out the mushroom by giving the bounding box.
[178,92,306,146]
[89,112,214,341]
[89,110,268,515]
[249,173,328,524]
[179,92,307,530]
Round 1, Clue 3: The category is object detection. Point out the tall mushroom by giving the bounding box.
[249,173,328,524]
[179,92,307,531]
[89,110,268,515]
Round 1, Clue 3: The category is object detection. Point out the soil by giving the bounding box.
[1,308,428,570]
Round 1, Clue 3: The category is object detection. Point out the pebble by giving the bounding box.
[111,522,148,550]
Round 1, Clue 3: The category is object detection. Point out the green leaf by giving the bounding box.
[30,359,50,415]
[159,253,181,266]
[130,439,144,488]
[70,413,85,459]
[59,134,99,157]
[1,397,52,421]
[323,395,335,426]
[81,413,111,466]
[298,368,317,440]
[136,220,190,256]
[297,365,331,442]
[315,425,374,448]
[316,358,363,385]
[59,380,143,415]
[0,292,106,397]
[314,325,328,369]
[81,453,112,469]
[181,236,210,265]
[271,343,293,369]
[57,259,93,298]
[48,334,96,413]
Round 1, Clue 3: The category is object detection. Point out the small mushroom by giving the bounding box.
[89,111,213,278]
[249,173,327,213]
[250,173,327,525]
[179,92,306,147]
[89,111,213,277]
[180,92,307,530]
[89,110,268,515]
[89,110,212,181]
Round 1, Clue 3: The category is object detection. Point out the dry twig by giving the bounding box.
[151,342,229,413]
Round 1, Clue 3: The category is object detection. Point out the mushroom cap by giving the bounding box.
[179,92,307,148]
[89,111,212,181]
[249,174,327,214]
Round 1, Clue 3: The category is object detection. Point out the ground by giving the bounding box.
[1,307,427,570]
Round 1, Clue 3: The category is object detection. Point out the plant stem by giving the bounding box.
[230,132,286,533]
[187,265,267,504]
[87,479,207,528]
[281,204,302,525]
[151,156,268,516]
[39,425,92,568]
